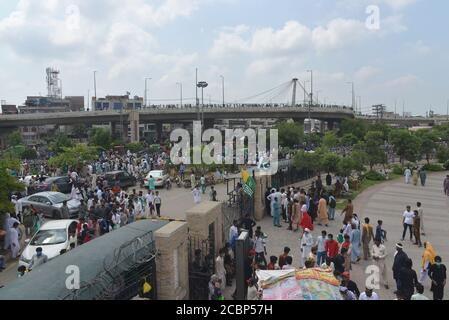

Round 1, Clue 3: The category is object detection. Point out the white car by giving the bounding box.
[19,219,78,269]
[144,170,169,187]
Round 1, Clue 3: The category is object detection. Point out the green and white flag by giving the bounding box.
[241,169,255,197]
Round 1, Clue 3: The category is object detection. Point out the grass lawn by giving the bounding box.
[335,173,403,210]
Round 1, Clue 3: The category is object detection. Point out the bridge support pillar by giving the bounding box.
[293,118,305,125]
[327,120,335,131]
[203,118,214,130]
[320,121,326,133]
[122,123,129,142]
[129,111,140,143]
[110,122,116,137]
[155,122,163,142]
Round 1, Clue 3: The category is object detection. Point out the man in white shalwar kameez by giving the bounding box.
[192,186,201,204]
[215,249,227,291]
[3,213,20,250]
[9,222,20,259]
[300,228,314,267]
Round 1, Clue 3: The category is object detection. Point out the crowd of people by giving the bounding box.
[208,173,448,300]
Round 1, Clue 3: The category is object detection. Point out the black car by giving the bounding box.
[34,176,72,194]
[102,171,136,190]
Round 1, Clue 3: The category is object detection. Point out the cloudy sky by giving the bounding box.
[0,0,448,115]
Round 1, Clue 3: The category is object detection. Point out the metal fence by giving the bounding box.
[58,230,157,300]
[271,167,313,190]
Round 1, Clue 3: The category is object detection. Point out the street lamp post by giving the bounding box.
[303,80,310,107]
[220,75,225,108]
[176,82,183,108]
[307,70,313,129]
[93,71,97,110]
[197,81,208,126]
[145,77,152,108]
[346,82,355,110]
[315,90,322,105]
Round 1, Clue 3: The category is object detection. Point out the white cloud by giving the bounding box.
[355,66,381,81]
[312,18,365,52]
[0,0,202,79]
[385,74,418,87]
[246,57,289,76]
[210,15,406,59]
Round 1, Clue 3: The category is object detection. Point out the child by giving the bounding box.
[337,229,345,246]
[267,256,280,270]
[375,220,387,243]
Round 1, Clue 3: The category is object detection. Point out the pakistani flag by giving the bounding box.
[241,169,255,198]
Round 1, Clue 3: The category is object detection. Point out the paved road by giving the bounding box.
[257,171,449,300]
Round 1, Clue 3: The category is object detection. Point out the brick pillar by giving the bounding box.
[186,201,223,256]
[254,173,271,221]
[154,221,189,300]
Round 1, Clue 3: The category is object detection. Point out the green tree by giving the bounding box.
[49,133,73,153]
[304,132,322,147]
[322,132,338,149]
[20,148,38,160]
[48,144,98,168]
[436,145,449,163]
[351,150,368,173]
[0,159,25,216]
[363,131,387,170]
[368,123,392,141]
[415,130,437,164]
[293,150,321,172]
[339,119,367,139]
[125,142,144,153]
[388,129,421,164]
[71,124,88,138]
[7,131,22,147]
[275,121,304,148]
[320,152,340,173]
[336,156,356,177]
[341,133,359,146]
[90,128,112,149]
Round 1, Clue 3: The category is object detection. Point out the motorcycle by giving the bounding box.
[175,176,182,188]
[165,178,172,190]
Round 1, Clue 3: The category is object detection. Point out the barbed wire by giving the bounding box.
[58,229,157,300]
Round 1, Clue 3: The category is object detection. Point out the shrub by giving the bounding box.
[364,170,386,181]
[422,163,445,172]
[392,164,404,175]
[125,142,143,153]
[444,160,449,170]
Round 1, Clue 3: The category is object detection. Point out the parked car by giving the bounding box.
[144,170,169,187]
[19,219,78,269]
[18,191,80,219]
[102,171,136,190]
[33,176,72,194]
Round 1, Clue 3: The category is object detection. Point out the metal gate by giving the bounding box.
[188,223,216,300]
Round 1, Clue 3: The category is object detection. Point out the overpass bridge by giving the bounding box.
[0,105,355,128]
[0,105,355,142]
[356,115,438,126]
